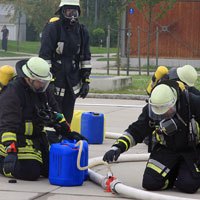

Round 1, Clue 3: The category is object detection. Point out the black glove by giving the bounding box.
[3,142,18,176]
[53,113,71,134]
[103,147,121,163]
[62,131,88,142]
[3,153,17,176]
[80,82,89,98]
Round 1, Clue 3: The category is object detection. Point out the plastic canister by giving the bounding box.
[49,139,88,186]
[62,139,88,181]
[81,112,104,144]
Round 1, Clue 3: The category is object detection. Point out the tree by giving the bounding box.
[0,0,60,49]
[110,0,132,75]
[0,0,26,51]
[135,0,176,75]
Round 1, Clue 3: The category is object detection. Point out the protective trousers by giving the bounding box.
[54,82,76,124]
[2,38,7,51]
[142,145,200,193]
[0,145,49,181]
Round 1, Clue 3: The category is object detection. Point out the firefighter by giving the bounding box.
[147,65,199,95]
[103,81,200,193]
[39,0,92,124]
[0,57,86,181]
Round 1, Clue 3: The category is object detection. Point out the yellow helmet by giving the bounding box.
[149,84,177,120]
[177,65,197,87]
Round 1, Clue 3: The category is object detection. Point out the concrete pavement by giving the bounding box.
[0,98,199,200]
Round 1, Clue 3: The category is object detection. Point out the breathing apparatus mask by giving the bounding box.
[61,6,79,24]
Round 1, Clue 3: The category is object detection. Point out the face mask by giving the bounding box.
[62,8,79,23]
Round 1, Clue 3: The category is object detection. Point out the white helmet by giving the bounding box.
[58,0,80,7]
[55,0,80,21]
[21,57,52,92]
[177,65,197,87]
[149,84,177,120]
[22,57,52,81]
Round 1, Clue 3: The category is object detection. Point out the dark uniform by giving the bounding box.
[105,85,200,193]
[1,26,9,51]
[39,15,91,123]
[0,78,60,180]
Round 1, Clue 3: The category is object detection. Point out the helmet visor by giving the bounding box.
[63,8,79,19]
[148,98,176,121]
[29,79,51,93]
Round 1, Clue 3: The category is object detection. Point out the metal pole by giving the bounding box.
[137,26,141,75]
[156,26,159,68]
[127,23,131,76]
[107,25,110,75]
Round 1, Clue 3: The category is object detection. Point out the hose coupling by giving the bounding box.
[110,179,121,194]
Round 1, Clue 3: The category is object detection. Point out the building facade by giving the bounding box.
[122,0,200,67]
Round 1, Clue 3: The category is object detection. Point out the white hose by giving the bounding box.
[89,154,150,165]
[105,132,122,139]
[88,154,199,200]
[113,182,198,200]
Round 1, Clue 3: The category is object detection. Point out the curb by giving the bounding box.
[86,93,148,101]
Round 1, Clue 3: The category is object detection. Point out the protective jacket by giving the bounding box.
[113,89,200,178]
[39,18,91,97]
[0,78,60,163]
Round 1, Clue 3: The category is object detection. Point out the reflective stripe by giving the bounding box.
[0,144,6,157]
[18,154,42,163]
[118,139,128,151]
[149,159,170,173]
[55,87,65,97]
[18,146,42,163]
[81,64,92,69]
[81,60,91,69]
[147,159,170,177]
[25,121,33,136]
[73,83,81,95]
[25,139,33,146]
[123,135,132,147]
[196,121,200,143]
[2,132,17,143]
[3,169,13,178]
[162,179,169,190]
[124,132,136,147]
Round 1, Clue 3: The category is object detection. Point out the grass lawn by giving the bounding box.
[0,40,117,56]
[90,73,200,95]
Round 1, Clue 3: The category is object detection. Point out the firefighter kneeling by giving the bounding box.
[103,81,200,193]
[0,57,87,181]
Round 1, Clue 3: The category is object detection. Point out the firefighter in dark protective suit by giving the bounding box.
[103,81,200,193]
[39,0,92,123]
[0,57,86,181]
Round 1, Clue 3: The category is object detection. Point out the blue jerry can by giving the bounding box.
[49,139,88,186]
[81,112,104,144]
